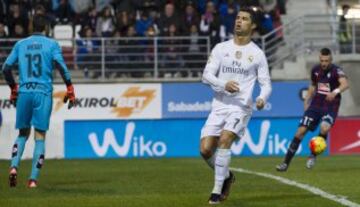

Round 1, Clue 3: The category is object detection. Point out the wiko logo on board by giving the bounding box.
[231,120,302,155]
[88,122,167,157]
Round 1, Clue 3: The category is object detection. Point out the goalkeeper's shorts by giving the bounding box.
[16,92,52,131]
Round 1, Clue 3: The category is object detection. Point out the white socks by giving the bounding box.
[205,154,215,169]
[212,149,231,194]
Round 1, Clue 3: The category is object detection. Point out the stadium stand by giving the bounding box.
[0,0,286,80]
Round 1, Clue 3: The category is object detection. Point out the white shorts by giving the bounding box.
[201,108,252,139]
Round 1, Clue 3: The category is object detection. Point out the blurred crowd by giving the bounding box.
[0,0,286,78]
[0,0,286,42]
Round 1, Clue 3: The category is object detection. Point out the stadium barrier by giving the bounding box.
[2,82,359,159]
[161,82,309,118]
[63,118,320,159]
[330,118,360,155]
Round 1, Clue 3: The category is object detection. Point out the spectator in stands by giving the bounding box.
[0,21,9,65]
[188,24,201,53]
[135,10,153,36]
[200,1,221,47]
[270,8,284,46]
[114,0,134,13]
[96,5,115,37]
[123,25,144,78]
[161,23,185,77]
[186,24,204,77]
[76,26,100,78]
[0,21,8,39]
[220,2,237,41]
[7,3,29,37]
[8,0,32,15]
[148,6,160,27]
[139,25,157,78]
[32,0,52,12]
[79,7,98,32]
[157,2,182,36]
[54,0,75,24]
[183,2,200,35]
[115,11,134,36]
[196,0,208,14]
[339,4,352,53]
[105,30,122,78]
[144,25,156,62]
[218,0,240,19]
[28,4,56,33]
[13,24,26,38]
[0,0,6,20]
[68,0,93,14]
[240,0,260,7]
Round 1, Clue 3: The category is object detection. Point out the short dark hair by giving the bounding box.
[32,15,49,33]
[239,7,257,24]
[342,4,350,10]
[320,48,332,56]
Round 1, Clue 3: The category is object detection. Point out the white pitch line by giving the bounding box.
[230,167,360,207]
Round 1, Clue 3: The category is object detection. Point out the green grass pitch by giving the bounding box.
[0,156,359,207]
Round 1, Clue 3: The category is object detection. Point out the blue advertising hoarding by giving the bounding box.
[64,118,324,159]
[162,82,309,118]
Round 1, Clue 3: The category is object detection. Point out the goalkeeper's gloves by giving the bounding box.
[10,84,18,107]
[63,84,75,109]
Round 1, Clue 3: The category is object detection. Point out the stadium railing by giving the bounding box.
[0,17,357,82]
[265,13,360,68]
[0,36,211,81]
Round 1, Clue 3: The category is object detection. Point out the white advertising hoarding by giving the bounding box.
[0,83,162,159]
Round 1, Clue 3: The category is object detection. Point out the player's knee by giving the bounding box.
[320,123,331,135]
[218,131,236,148]
[200,146,213,159]
[34,129,46,140]
[218,137,233,149]
[19,128,31,138]
[295,132,305,139]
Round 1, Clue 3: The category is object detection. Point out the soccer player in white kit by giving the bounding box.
[200,7,272,204]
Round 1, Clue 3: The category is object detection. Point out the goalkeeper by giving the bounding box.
[2,15,75,188]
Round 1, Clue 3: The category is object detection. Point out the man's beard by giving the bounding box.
[235,30,249,37]
[235,28,244,36]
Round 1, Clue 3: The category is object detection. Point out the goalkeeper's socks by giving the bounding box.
[284,137,301,165]
[10,136,27,169]
[30,139,45,181]
[212,149,231,194]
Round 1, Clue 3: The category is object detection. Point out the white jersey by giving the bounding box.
[202,39,272,112]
